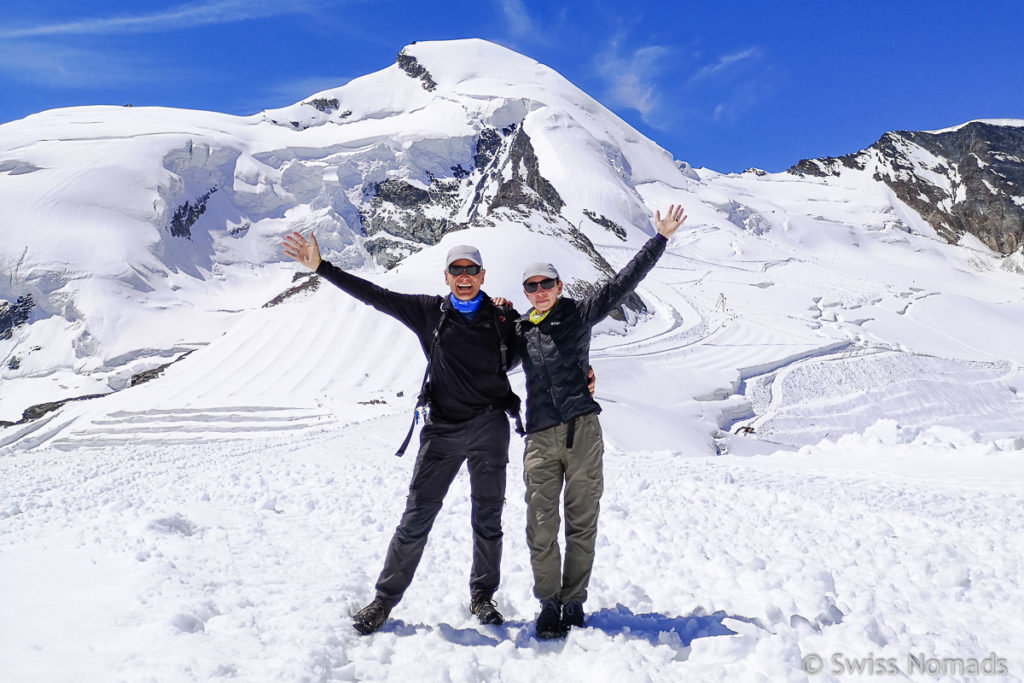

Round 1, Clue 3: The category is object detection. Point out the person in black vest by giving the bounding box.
[283,233,520,634]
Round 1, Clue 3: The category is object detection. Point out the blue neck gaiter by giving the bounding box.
[450,292,483,322]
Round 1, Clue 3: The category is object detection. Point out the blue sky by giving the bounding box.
[2,0,1022,173]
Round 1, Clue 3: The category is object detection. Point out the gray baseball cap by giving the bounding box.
[445,245,483,267]
[522,262,560,283]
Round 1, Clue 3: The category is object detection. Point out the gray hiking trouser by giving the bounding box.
[375,409,509,607]
[523,413,604,603]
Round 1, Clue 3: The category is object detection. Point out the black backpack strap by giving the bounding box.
[493,306,525,435]
[395,305,448,457]
[492,306,509,373]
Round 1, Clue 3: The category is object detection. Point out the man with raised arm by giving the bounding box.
[283,233,520,634]
[515,205,687,639]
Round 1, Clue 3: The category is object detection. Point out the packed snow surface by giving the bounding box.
[3,419,1023,681]
[2,39,1024,681]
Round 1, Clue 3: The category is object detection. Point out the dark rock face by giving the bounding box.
[789,122,1024,254]
[129,349,197,387]
[0,294,33,340]
[356,124,566,262]
[356,125,517,267]
[304,98,340,113]
[583,209,627,241]
[376,178,431,208]
[360,176,461,269]
[354,122,646,319]
[396,49,437,92]
[488,126,565,215]
[474,128,503,168]
[263,273,321,308]
[876,124,1024,253]
[7,392,108,426]
[169,187,217,239]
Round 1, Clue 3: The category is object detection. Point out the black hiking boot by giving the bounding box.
[534,598,565,639]
[352,598,391,635]
[562,600,585,629]
[469,592,504,625]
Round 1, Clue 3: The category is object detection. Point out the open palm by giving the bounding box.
[282,231,322,271]
[655,205,687,238]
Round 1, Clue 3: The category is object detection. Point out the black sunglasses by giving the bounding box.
[447,264,482,276]
[524,278,558,293]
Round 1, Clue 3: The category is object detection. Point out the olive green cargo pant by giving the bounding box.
[523,413,604,603]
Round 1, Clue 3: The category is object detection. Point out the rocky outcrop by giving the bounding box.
[353,122,646,319]
[583,209,627,241]
[356,125,521,267]
[360,177,461,268]
[396,48,437,92]
[304,98,339,114]
[168,187,217,239]
[486,126,565,216]
[129,349,197,387]
[0,294,33,340]
[789,121,1024,254]
[263,272,321,308]
[0,392,108,428]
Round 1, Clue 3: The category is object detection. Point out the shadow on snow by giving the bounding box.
[378,604,751,656]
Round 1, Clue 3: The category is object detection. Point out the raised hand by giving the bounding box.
[282,231,322,271]
[654,205,687,239]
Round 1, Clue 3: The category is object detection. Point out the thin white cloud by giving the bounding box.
[500,0,536,38]
[0,0,316,39]
[689,47,760,84]
[712,80,772,123]
[596,38,769,130]
[0,41,181,88]
[596,43,673,124]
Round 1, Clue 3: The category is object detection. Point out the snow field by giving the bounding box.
[4,415,1023,682]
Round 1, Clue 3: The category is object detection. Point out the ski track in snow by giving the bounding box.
[3,415,1023,682]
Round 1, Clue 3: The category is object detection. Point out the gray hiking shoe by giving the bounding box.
[469,592,504,625]
[353,598,391,635]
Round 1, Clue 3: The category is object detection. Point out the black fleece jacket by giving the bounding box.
[315,261,520,423]
[516,233,668,433]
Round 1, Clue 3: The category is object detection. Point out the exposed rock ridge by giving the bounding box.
[789,122,1024,254]
[1,294,33,340]
[355,122,645,318]
[396,47,437,92]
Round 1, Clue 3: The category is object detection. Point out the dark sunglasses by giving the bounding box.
[524,278,558,293]
[447,264,482,276]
